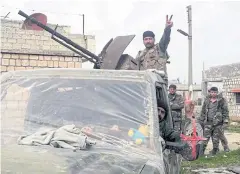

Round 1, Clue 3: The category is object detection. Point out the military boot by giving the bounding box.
[211,148,219,156]
[199,145,207,156]
[224,146,230,152]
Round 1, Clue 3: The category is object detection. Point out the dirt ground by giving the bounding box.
[205,131,240,153]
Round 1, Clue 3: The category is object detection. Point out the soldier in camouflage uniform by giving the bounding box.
[135,17,173,84]
[168,84,184,131]
[157,99,181,142]
[207,91,230,153]
[199,87,229,155]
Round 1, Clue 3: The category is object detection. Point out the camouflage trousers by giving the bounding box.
[203,123,226,149]
[213,127,228,148]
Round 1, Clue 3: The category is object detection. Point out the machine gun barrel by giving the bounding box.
[18,10,100,63]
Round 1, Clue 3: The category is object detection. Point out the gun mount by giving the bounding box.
[18,10,140,70]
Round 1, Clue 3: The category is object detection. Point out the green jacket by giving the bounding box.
[199,94,229,126]
[159,119,181,142]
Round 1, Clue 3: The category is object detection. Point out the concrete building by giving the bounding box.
[1,18,96,73]
[202,62,240,121]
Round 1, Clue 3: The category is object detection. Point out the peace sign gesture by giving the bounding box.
[166,15,173,28]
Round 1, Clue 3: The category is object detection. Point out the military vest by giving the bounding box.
[136,44,169,75]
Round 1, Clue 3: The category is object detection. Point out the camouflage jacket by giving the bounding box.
[199,95,229,126]
[168,93,184,122]
[168,93,184,111]
[159,120,181,142]
[135,26,171,74]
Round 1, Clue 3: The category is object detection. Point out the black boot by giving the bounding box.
[224,146,230,152]
[199,145,207,156]
[211,148,219,156]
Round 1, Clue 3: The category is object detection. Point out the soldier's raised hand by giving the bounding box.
[166,15,173,28]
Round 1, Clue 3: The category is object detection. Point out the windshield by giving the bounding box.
[1,76,154,151]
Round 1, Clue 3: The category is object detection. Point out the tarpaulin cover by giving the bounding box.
[1,69,165,174]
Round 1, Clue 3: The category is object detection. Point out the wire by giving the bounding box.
[1,4,84,16]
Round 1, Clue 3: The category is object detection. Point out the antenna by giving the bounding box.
[1,12,10,19]
[22,13,47,31]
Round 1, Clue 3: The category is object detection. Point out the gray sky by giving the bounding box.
[1,0,240,83]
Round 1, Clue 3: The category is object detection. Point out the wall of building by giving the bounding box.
[223,77,240,121]
[1,19,96,73]
[1,53,81,71]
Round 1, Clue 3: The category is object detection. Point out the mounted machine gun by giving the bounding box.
[18,10,143,70]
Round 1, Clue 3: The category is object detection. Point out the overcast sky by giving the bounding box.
[1,0,240,83]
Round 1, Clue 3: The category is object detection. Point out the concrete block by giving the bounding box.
[7,66,15,71]
[53,61,59,67]
[67,62,75,68]
[26,67,34,70]
[19,55,29,60]
[74,62,81,68]
[9,59,16,66]
[29,55,38,60]
[2,59,9,66]
[65,57,72,62]
[21,60,29,66]
[43,45,50,50]
[15,67,26,71]
[17,39,26,44]
[26,39,36,45]
[72,58,79,62]
[2,54,11,59]
[43,56,51,61]
[1,66,7,72]
[47,61,54,67]
[39,56,44,60]
[16,60,22,66]
[38,60,48,67]
[22,44,31,49]
[51,57,59,61]
[58,61,67,68]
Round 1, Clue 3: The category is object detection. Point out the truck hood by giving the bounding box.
[1,143,162,174]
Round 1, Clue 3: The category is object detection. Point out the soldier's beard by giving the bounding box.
[145,43,154,48]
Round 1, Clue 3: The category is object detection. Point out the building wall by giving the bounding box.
[1,53,81,72]
[223,77,240,121]
[1,19,96,73]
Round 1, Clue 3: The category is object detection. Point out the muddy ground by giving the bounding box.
[205,131,240,153]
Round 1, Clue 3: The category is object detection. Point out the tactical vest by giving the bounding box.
[137,44,168,75]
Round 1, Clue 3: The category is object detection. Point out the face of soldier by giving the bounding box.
[143,37,155,48]
[158,107,166,122]
[210,91,218,98]
[169,88,176,95]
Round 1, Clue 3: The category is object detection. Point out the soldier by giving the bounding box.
[135,16,173,84]
[207,91,230,153]
[168,84,184,131]
[199,87,229,156]
[157,99,181,142]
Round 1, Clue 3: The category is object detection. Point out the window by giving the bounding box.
[236,93,240,105]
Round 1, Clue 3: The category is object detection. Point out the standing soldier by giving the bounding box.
[168,84,184,131]
[199,87,229,156]
[135,15,173,84]
[206,91,230,154]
